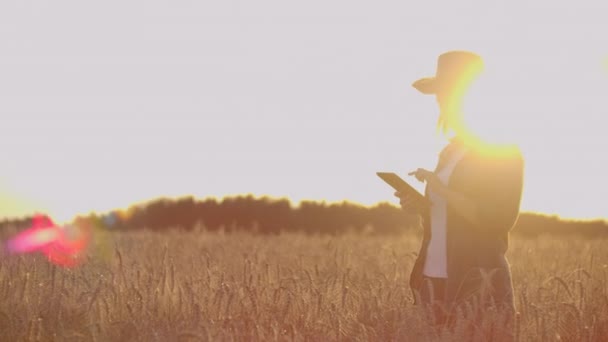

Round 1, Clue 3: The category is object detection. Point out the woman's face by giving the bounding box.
[435,89,453,114]
[435,91,446,107]
[435,87,465,134]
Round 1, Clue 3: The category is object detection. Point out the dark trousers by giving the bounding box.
[419,276,515,341]
[420,276,448,325]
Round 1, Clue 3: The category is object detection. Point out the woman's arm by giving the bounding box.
[411,168,480,225]
[435,184,480,225]
[411,148,524,233]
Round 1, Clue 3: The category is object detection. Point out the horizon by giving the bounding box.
[1,192,606,224]
[1,1,607,222]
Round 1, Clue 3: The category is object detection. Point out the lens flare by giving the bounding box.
[5,214,90,267]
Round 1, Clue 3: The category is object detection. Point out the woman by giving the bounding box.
[396,51,524,333]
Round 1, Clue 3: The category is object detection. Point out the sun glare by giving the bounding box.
[461,69,517,144]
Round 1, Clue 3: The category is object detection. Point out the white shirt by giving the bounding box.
[422,146,468,278]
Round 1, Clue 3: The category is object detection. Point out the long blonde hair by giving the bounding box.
[435,61,484,137]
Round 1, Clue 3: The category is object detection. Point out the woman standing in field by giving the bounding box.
[396,51,524,337]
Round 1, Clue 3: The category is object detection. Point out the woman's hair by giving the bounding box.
[436,62,484,136]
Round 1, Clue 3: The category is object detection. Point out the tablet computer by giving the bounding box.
[376,172,428,204]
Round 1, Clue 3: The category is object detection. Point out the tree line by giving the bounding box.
[1,195,606,237]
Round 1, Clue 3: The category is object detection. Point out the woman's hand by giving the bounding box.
[408,168,446,196]
[394,191,425,214]
[410,168,481,226]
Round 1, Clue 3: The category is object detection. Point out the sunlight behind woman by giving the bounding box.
[460,68,523,147]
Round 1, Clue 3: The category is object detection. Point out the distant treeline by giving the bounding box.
[1,195,606,237]
[98,196,417,235]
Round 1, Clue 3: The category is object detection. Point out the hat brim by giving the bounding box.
[412,77,437,94]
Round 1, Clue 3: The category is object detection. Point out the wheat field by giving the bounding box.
[0,228,607,341]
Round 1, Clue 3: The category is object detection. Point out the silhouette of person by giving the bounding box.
[396,51,524,338]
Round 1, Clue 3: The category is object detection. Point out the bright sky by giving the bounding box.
[0,0,606,221]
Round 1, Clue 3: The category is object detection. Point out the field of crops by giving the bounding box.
[1,228,607,341]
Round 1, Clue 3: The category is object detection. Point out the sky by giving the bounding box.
[0,0,606,221]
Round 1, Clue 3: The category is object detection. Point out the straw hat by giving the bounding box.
[412,51,484,95]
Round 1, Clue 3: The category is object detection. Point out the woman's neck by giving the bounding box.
[449,131,482,149]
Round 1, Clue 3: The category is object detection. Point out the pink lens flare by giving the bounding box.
[6,215,58,253]
[5,214,91,267]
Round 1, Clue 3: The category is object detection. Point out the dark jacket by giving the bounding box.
[410,142,524,309]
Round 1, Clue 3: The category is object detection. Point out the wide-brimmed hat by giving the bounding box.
[412,51,484,95]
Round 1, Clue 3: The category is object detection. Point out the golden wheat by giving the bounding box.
[0,229,607,341]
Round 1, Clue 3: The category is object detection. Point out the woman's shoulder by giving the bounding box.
[465,141,524,172]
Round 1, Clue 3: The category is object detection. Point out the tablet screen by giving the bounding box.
[376,172,428,204]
